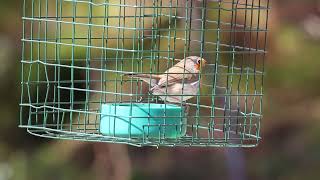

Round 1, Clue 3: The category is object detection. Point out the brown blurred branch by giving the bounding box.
[93,144,131,180]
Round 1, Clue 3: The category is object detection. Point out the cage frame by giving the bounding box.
[20,0,270,147]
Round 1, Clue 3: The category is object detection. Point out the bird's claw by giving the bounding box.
[138,96,144,103]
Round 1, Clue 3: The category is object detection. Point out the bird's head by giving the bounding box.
[188,56,207,71]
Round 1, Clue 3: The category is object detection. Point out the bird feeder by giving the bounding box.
[20,0,270,147]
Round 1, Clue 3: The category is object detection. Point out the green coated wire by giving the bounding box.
[35,0,41,125]
[57,0,63,130]
[243,0,255,140]
[249,0,260,139]
[43,0,50,128]
[257,0,270,143]
[20,0,26,127]
[224,0,238,142]
[210,0,222,143]
[69,0,77,132]
[98,0,108,131]
[27,0,35,126]
[197,0,206,139]
[83,0,93,133]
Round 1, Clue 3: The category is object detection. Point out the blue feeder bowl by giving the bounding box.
[100,103,187,138]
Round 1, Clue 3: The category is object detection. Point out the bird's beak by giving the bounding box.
[202,58,207,65]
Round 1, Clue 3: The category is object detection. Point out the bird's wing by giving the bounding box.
[124,74,161,87]
[157,60,196,87]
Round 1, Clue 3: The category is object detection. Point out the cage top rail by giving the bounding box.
[63,0,270,9]
[21,16,268,33]
[22,15,268,31]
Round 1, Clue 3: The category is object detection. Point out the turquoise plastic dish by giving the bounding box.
[100,103,187,138]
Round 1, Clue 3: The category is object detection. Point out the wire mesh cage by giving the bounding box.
[20,0,270,147]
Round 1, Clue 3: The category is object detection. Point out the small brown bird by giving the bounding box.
[125,56,207,103]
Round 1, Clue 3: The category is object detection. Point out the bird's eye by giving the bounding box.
[197,59,201,64]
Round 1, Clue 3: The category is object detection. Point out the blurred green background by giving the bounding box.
[1,0,320,180]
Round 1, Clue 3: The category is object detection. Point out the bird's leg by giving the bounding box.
[138,90,155,103]
[174,101,190,116]
[148,90,156,103]
[182,102,190,116]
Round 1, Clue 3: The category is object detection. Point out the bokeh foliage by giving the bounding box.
[1,0,320,180]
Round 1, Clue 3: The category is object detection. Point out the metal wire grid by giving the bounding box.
[20,0,269,147]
